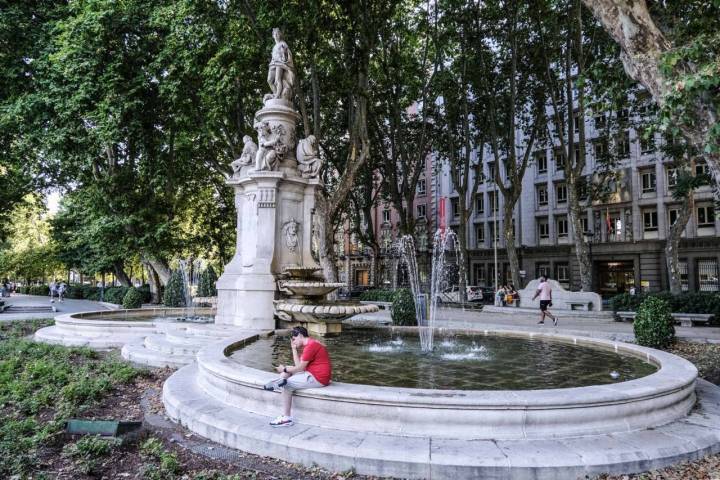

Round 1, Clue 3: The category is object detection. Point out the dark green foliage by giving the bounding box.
[141,437,182,479]
[610,292,720,325]
[0,321,144,477]
[391,288,418,326]
[122,287,145,309]
[163,271,186,308]
[62,435,121,475]
[634,296,675,349]
[17,284,50,296]
[104,287,130,305]
[197,266,217,297]
[359,289,396,302]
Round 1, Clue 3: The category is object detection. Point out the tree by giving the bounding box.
[581,0,720,200]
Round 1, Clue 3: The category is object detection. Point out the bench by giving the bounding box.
[359,300,392,310]
[615,311,714,327]
[672,313,714,328]
[566,301,593,311]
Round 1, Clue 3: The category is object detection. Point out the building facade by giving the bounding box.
[441,102,719,297]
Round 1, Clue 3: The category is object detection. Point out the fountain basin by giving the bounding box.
[277,281,346,297]
[274,301,380,335]
[189,328,697,440]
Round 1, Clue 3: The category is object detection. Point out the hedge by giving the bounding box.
[122,288,145,309]
[163,271,186,307]
[359,289,396,302]
[610,292,720,325]
[391,288,418,326]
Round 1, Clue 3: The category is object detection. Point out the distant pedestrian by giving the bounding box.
[532,276,557,326]
[58,282,67,302]
[49,280,57,302]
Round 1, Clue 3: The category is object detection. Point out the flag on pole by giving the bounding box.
[605,208,613,234]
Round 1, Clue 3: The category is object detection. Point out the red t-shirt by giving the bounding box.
[301,339,332,385]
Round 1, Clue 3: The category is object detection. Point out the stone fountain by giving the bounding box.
[216,28,377,332]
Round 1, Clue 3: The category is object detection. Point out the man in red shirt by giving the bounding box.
[264,326,331,427]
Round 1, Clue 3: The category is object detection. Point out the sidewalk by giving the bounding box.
[358,307,720,344]
[0,294,114,322]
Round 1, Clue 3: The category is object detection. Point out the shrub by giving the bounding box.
[359,289,396,302]
[122,287,144,309]
[391,288,418,326]
[103,286,130,305]
[634,296,675,349]
[611,291,720,325]
[163,271,186,307]
[197,266,218,297]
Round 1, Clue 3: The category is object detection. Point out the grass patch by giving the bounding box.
[0,319,146,478]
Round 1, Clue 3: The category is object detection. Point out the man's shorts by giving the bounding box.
[539,300,552,311]
[285,372,325,391]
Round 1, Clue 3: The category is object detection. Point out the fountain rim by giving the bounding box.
[205,327,697,408]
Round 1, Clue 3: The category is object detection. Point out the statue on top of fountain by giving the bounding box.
[265,28,295,103]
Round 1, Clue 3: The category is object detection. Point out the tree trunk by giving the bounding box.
[314,194,339,285]
[665,191,693,294]
[456,203,469,302]
[146,257,171,285]
[581,0,720,200]
[113,261,131,287]
[503,198,521,288]
[143,261,162,303]
[568,187,593,291]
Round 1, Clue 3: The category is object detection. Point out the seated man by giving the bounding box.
[264,326,332,427]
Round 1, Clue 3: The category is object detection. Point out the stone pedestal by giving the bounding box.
[215,171,322,328]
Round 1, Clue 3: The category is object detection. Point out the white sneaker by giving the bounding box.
[269,415,294,427]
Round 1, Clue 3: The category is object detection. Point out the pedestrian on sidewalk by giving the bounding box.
[532,276,557,326]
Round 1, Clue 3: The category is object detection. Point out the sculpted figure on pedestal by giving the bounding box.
[296,135,322,178]
[283,218,300,252]
[254,121,286,171]
[231,135,258,176]
[266,28,295,102]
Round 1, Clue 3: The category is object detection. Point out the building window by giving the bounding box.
[536,185,548,207]
[640,170,656,193]
[417,178,426,196]
[616,130,630,158]
[382,209,391,223]
[573,111,582,134]
[643,209,658,231]
[679,260,689,292]
[476,225,485,245]
[537,218,550,239]
[594,113,607,130]
[535,151,547,173]
[617,108,629,123]
[697,259,719,292]
[487,162,496,181]
[668,208,680,228]
[556,183,568,204]
[489,222,500,242]
[473,263,485,286]
[573,143,581,161]
[696,162,709,177]
[451,197,460,218]
[594,139,608,159]
[667,167,679,189]
[556,263,570,286]
[557,216,569,238]
[488,191,498,213]
[640,132,656,154]
[697,205,715,227]
[581,217,589,234]
[416,203,426,218]
[536,263,550,279]
[475,195,484,214]
[553,147,564,165]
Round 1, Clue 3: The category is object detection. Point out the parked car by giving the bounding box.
[437,285,483,303]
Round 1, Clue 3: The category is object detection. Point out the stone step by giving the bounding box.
[6,305,55,313]
[164,365,720,480]
[33,326,144,349]
[143,334,212,356]
[121,342,194,368]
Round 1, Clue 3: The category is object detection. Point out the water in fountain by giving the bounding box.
[178,258,204,320]
[398,229,466,352]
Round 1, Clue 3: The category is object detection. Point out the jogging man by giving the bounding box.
[532,275,558,326]
[264,326,331,427]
